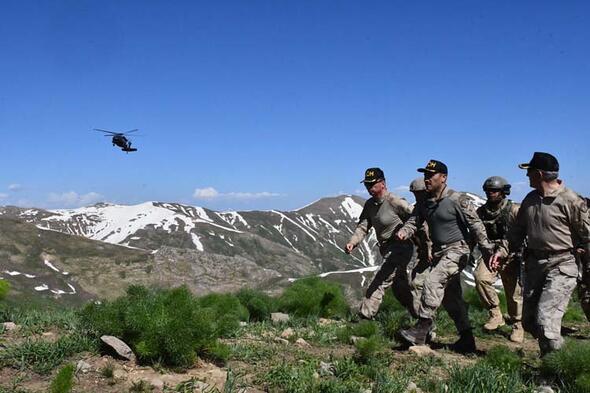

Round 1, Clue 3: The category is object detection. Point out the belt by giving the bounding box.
[528,248,573,259]
[433,240,466,252]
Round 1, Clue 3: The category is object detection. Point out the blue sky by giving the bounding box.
[0,1,588,211]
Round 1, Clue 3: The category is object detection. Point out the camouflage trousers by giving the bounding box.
[577,256,590,321]
[359,241,421,319]
[522,253,578,354]
[418,241,471,333]
[475,257,522,322]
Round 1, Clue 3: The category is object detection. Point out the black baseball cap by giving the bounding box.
[417,159,448,175]
[360,167,385,183]
[518,152,559,172]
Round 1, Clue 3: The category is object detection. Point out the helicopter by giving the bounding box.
[93,129,139,152]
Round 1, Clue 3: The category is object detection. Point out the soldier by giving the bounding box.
[474,176,524,343]
[490,152,590,356]
[345,168,416,319]
[578,197,590,321]
[396,160,494,353]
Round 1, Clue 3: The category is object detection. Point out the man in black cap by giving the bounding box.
[345,167,417,319]
[395,160,494,353]
[491,152,590,356]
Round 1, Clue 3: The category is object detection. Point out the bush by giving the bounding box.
[351,320,380,338]
[278,277,349,319]
[79,285,234,369]
[484,345,523,373]
[354,335,383,364]
[49,364,75,393]
[197,293,249,337]
[541,340,590,390]
[0,281,9,301]
[235,288,276,322]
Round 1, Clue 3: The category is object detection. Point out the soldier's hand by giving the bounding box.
[344,243,355,254]
[396,230,408,241]
[489,252,503,271]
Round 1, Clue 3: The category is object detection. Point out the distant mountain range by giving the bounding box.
[0,193,487,305]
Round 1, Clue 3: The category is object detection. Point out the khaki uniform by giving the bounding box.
[348,191,420,319]
[577,197,590,320]
[475,199,523,324]
[500,182,590,354]
[400,186,493,333]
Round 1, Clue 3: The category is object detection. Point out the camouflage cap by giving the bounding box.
[409,178,426,192]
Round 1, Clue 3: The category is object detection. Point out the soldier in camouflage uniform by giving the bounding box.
[474,176,524,343]
[345,168,416,319]
[491,152,590,356]
[397,160,494,353]
[576,196,590,321]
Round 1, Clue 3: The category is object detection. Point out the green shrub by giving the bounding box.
[541,340,590,389]
[235,288,276,322]
[354,335,383,364]
[49,364,75,393]
[202,341,230,366]
[484,345,522,373]
[378,291,406,314]
[0,281,9,301]
[440,363,532,393]
[263,362,316,393]
[278,277,349,319]
[576,373,590,393]
[79,285,230,369]
[197,292,249,337]
[376,310,412,340]
[0,305,80,334]
[351,320,380,338]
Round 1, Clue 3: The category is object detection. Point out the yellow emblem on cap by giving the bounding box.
[426,161,436,169]
[366,170,374,176]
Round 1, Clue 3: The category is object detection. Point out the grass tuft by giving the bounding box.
[49,363,75,393]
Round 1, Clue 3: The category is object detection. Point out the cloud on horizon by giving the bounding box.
[47,191,104,208]
[193,187,282,200]
[8,184,22,191]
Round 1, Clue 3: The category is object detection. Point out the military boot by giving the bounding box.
[399,318,433,346]
[509,322,524,343]
[451,329,476,354]
[483,307,505,331]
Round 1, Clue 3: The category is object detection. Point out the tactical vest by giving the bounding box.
[478,200,512,241]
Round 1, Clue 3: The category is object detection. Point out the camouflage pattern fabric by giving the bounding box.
[522,253,578,354]
[359,242,416,319]
[475,257,522,322]
[418,241,471,333]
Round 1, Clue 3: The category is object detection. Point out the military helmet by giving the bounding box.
[409,178,426,192]
[482,176,511,195]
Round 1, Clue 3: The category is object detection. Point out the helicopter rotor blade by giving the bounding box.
[93,128,119,135]
[123,129,139,134]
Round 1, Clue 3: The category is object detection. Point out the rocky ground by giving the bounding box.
[1,306,589,393]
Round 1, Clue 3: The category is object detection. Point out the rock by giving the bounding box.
[150,378,164,389]
[312,372,320,379]
[319,361,335,376]
[350,335,363,345]
[318,318,336,326]
[535,387,555,393]
[271,312,290,323]
[101,335,136,361]
[273,337,289,345]
[113,369,128,379]
[408,345,438,357]
[406,381,423,392]
[295,338,311,348]
[76,360,92,374]
[280,328,295,339]
[239,321,248,327]
[2,322,19,331]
